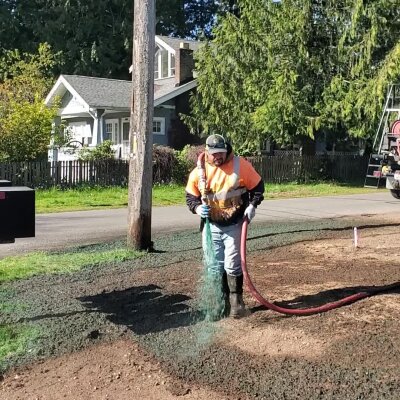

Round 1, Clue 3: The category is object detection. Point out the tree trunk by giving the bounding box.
[127,0,155,250]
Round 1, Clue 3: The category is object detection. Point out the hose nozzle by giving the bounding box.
[197,151,208,205]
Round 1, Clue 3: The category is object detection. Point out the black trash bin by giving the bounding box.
[0,186,35,243]
[0,180,11,187]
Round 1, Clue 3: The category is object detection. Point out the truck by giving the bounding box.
[364,84,400,199]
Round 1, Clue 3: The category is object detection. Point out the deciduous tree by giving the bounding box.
[0,44,62,161]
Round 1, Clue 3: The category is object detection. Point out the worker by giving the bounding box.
[186,134,265,318]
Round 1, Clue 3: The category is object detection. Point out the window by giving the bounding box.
[112,118,164,137]
[154,44,175,79]
[154,47,160,79]
[153,118,165,135]
[153,120,162,133]
[161,49,169,78]
[69,121,92,145]
[105,123,113,135]
[170,53,175,76]
[105,119,119,144]
[122,120,129,142]
[122,118,130,159]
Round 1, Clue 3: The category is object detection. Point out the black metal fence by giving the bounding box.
[0,155,369,188]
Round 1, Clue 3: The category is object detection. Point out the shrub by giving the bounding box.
[173,145,204,183]
[0,98,56,161]
[152,144,205,184]
[78,140,115,161]
[152,145,177,184]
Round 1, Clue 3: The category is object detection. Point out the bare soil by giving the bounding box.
[1,215,400,400]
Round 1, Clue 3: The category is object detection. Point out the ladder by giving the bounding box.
[364,154,385,188]
[364,84,400,188]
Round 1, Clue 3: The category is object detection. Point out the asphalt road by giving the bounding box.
[1,191,399,258]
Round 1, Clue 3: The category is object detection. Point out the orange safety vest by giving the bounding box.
[186,153,261,223]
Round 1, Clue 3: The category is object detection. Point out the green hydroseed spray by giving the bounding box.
[198,219,225,321]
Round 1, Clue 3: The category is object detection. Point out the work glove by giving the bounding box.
[196,204,210,218]
[244,204,256,223]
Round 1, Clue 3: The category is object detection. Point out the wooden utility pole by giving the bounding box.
[127,0,155,250]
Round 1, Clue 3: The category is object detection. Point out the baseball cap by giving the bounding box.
[205,134,227,154]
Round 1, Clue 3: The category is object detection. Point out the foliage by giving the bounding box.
[2,1,229,79]
[0,42,62,83]
[185,0,400,154]
[152,145,177,183]
[7,0,133,79]
[152,144,205,184]
[0,99,57,162]
[181,0,235,37]
[50,120,74,148]
[0,43,62,161]
[175,144,204,181]
[0,0,22,55]
[77,140,115,161]
[152,144,194,184]
[318,1,400,139]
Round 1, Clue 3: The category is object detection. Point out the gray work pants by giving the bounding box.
[202,220,243,276]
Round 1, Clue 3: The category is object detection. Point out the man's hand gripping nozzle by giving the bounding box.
[196,152,210,219]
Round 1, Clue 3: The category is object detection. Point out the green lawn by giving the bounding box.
[36,184,185,213]
[35,182,376,214]
[0,243,143,283]
[264,182,376,198]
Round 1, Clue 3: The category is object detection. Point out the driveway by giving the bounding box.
[1,191,399,258]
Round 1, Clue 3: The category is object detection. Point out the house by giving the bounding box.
[45,36,202,161]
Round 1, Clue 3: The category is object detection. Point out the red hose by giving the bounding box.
[241,218,397,315]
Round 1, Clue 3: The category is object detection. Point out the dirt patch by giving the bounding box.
[1,339,229,400]
[1,215,400,399]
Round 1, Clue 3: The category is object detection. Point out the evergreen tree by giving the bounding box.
[318,0,400,139]
[186,0,400,154]
[0,1,18,51]
[2,0,221,79]
[12,0,133,79]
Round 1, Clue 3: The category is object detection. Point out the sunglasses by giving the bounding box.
[207,143,226,149]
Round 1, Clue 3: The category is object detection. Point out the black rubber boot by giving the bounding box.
[227,274,250,319]
[222,272,230,317]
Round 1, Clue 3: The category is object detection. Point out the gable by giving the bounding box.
[154,37,175,80]
[59,91,89,116]
[46,75,197,111]
[45,75,89,110]
[61,75,131,109]
[156,36,202,53]
[154,36,201,80]
[45,75,131,111]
